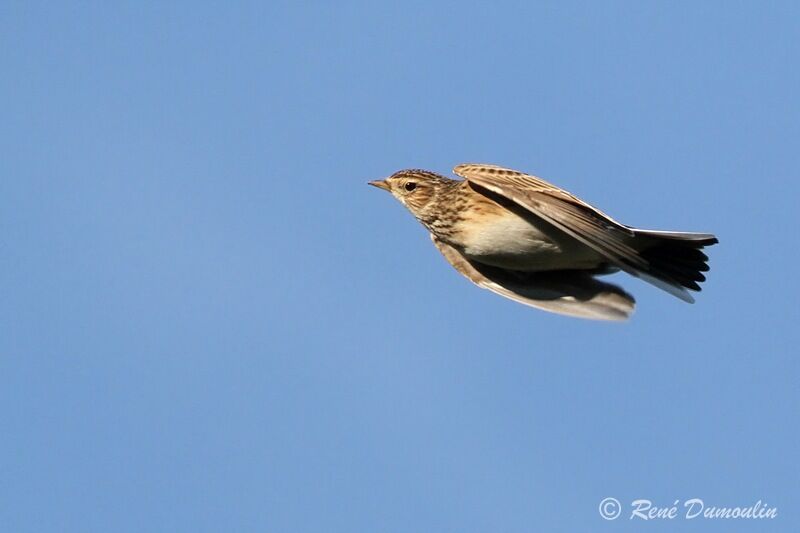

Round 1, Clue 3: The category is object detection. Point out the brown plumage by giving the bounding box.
[369,163,718,321]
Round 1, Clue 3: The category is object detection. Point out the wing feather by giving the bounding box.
[453,163,694,302]
[432,235,635,321]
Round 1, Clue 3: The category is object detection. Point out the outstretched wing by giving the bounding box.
[453,163,694,302]
[431,235,635,321]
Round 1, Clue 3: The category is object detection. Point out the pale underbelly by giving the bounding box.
[456,213,605,271]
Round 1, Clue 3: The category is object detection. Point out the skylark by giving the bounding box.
[369,163,718,321]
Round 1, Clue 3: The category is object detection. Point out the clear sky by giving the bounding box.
[1,2,798,532]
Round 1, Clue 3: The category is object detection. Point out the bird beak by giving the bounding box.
[368,179,391,192]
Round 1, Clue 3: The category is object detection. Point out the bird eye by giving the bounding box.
[404,182,417,192]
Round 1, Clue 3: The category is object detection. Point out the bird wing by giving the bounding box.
[452,163,694,303]
[431,235,635,321]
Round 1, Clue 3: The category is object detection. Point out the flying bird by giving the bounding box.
[369,163,718,321]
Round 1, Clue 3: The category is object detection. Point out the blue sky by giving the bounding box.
[1,2,798,532]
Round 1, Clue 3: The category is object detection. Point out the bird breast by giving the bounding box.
[455,208,602,271]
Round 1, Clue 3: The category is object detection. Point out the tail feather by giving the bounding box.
[631,229,718,302]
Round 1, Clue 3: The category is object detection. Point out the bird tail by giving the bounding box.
[630,229,718,303]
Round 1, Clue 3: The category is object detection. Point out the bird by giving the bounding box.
[369,163,718,321]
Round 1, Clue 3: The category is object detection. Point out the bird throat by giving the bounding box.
[416,182,469,241]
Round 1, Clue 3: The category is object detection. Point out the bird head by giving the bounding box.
[368,169,455,222]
